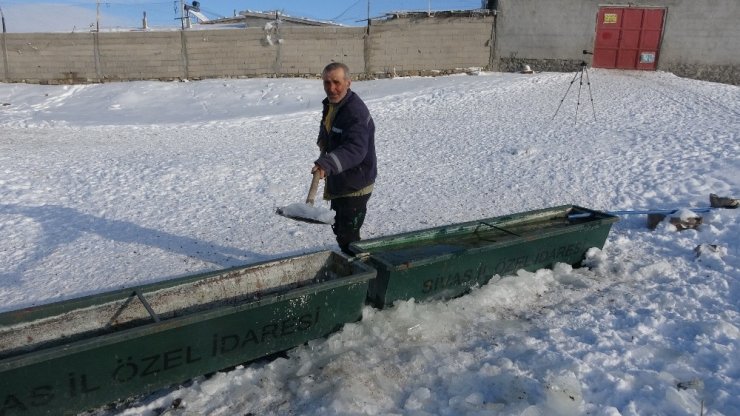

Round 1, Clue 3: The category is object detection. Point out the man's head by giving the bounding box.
[322,62,351,104]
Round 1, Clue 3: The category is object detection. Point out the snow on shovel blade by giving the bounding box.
[276,203,334,224]
[277,170,334,224]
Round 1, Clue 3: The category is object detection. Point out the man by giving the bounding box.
[312,62,377,255]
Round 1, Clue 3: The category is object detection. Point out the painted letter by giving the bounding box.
[140,354,161,377]
[163,348,184,371]
[220,334,240,354]
[1,394,27,413]
[186,346,202,364]
[240,329,260,346]
[30,385,54,406]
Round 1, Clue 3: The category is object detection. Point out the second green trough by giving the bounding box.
[350,205,618,308]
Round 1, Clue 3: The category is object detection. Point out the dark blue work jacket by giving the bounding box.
[315,90,377,197]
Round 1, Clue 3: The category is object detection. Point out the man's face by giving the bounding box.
[323,68,351,104]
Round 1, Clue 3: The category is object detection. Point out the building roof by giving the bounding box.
[201,10,341,27]
[372,9,495,22]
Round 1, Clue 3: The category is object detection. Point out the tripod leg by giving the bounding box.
[584,68,596,121]
[552,71,580,120]
[575,68,584,125]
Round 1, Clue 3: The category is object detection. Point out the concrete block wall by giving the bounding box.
[3,33,97,83]
[184,29,274,78]
[97,32,184,81]
[656,0,739,65]
[368,16,494,75]
[495,0,739,84]
[278,27,366,76]
[658,0,740,85]
[1,5,737,85]
[0,18,492,84]
[496,0,595,65]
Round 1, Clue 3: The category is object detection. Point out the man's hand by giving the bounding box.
[311,164,326,179]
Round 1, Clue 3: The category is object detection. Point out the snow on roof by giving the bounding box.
[200,10,341,27]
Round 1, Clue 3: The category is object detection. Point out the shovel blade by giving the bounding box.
[276,203,334,225]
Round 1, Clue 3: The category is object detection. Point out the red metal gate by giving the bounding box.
[593,7,665,70]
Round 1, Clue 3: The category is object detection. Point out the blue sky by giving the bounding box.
[1,1,484,32]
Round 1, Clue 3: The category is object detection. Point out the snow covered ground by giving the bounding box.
[0,70,738,415]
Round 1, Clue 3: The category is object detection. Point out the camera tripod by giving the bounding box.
[552,57,597,124]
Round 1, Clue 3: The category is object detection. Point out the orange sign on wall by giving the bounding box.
[603,13,618,24]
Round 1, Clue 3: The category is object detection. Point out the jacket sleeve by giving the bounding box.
[317,127,327,152]
[314,109,372,176]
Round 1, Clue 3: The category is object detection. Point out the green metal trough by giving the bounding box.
[350,205,618,308]
[0,251,375,416]
[0,205,619,415]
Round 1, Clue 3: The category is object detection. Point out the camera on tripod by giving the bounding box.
[552,51,597,124]
[581,50,593,66]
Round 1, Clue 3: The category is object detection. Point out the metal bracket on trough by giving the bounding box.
[134,289,161,323]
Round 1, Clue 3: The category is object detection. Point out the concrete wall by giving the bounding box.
[184,29,275,78]
[367,15,494,75]
[182,27,365,78]
[495,0,739,84]
[496,0,595,69]
[1,3,737,85]
[658,0,740,84]
[278,26,366,76]
[0,16,493,84]
[2,33,97,83]
[0,15,495,85]
[98,32,184,81]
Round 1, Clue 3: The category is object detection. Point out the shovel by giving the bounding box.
[276,171,334,224]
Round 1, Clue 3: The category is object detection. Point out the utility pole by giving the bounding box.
[0,3,6,33]
[96,0,100,32]
[180,0,185,29]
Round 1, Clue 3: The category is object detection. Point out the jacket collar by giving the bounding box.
[322,89,354,108]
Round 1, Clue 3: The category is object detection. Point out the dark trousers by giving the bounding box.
[330,193,371,255]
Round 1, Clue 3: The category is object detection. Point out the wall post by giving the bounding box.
[1,33,9,82]
[488,12,497,71]
[272,20,282,75]
[179,30,189,79]
[363,23,371,78]
[93,32,103,81]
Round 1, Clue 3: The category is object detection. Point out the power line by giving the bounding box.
[331,0,363,22]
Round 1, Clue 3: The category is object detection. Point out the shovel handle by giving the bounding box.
[306,170,321,205]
